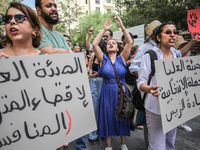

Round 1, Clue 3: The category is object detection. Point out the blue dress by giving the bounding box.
[97,53,131,138]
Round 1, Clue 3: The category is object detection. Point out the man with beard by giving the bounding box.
[35,0,73,54]
[35,0,86,150]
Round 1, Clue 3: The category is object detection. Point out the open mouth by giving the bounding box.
[10,28,18,34]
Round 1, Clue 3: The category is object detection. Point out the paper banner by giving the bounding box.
[187,8,200,40]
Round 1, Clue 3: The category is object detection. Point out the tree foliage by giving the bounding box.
[55,0,84,35]
[114,0,200,31]
[69,11,119,49]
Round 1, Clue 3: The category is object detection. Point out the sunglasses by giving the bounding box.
[66,40,72,43]
[2,14,27,24]
[163,30,180,35]
[103,35,109,38]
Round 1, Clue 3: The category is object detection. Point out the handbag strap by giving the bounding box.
[110,61,121,87]
[110,60,125,115]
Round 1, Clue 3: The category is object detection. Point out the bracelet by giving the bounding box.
[122,28,126,32]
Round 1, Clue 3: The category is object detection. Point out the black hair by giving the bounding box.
[35,0,42,9]
[108,29,113,36]
[63,34,71,40]
[153,22,176,44]
[105,39,123,56]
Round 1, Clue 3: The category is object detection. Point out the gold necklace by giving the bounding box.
[12,46,32,56]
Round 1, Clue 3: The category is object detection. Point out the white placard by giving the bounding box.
[155,55,200,134]
[0,53,96,150]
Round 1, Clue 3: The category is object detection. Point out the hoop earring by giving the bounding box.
[32,33,36,39]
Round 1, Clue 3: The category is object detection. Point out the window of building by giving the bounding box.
[86,0,87,4]
[106,0,111,3]
[95,0,100,4]
[107,9,111,13]
[96,7,100,12]
[86,10,88,14]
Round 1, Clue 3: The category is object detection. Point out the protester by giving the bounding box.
[35,0,86,149]
[121,32,137,48]
[86,48,93,62]
[137,22,181,150]
[129,20,200,149]
[62,35,87,150]
[74,45,80,53]
[103,29,113,42]
[35,0,72,54]
[0,2,42,57]
[92,15,133,150]
[63,34,72,48]
[86,28,104,144]
[115,37,123,46]
[121,32,140,128]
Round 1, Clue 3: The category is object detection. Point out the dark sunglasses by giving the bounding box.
[103,35,109,38]
[163,30,180,35]
[66,40,72,43]
[2,14,27,24]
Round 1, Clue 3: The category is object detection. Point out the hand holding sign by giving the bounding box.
[187,8,200,40]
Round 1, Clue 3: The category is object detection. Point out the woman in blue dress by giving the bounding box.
[92,15,133,150]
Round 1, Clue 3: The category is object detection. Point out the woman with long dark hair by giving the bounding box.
[137,22,180,150]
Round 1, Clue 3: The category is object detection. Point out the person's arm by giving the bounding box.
[86,28,94,50]
[39,46,73,54]
[117,15,132,63]
[92,19,110,63]
[137,54,160,98]
[87,55,94,74]
[180,38,200,56]
[126,53,136,66]
[129,46,145,76]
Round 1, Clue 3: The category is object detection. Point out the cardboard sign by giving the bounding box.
[187,8,200,40]
[155,56,200,134]
[0,53,96,150]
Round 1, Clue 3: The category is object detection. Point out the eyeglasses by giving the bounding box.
[103,35,109,38]
[163,30,180,35]
[66,40,72,43]
[2,14,27,24]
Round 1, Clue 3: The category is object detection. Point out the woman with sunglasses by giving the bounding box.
[137,22,180,150]
[92,15,133,150]
[0,2,42,57]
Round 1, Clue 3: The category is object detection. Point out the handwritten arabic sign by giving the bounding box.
[187,8,200,40]
[155,56,200,134]
[0,53,96,150]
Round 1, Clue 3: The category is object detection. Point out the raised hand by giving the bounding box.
[88,28,94,35]
[104,18,110,31]
[116,15,124,29]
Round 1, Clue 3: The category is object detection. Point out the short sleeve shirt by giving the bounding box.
[38,25,70,51]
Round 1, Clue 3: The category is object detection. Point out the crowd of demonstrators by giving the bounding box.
[1,1,200,150]
[92,15,134,150]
